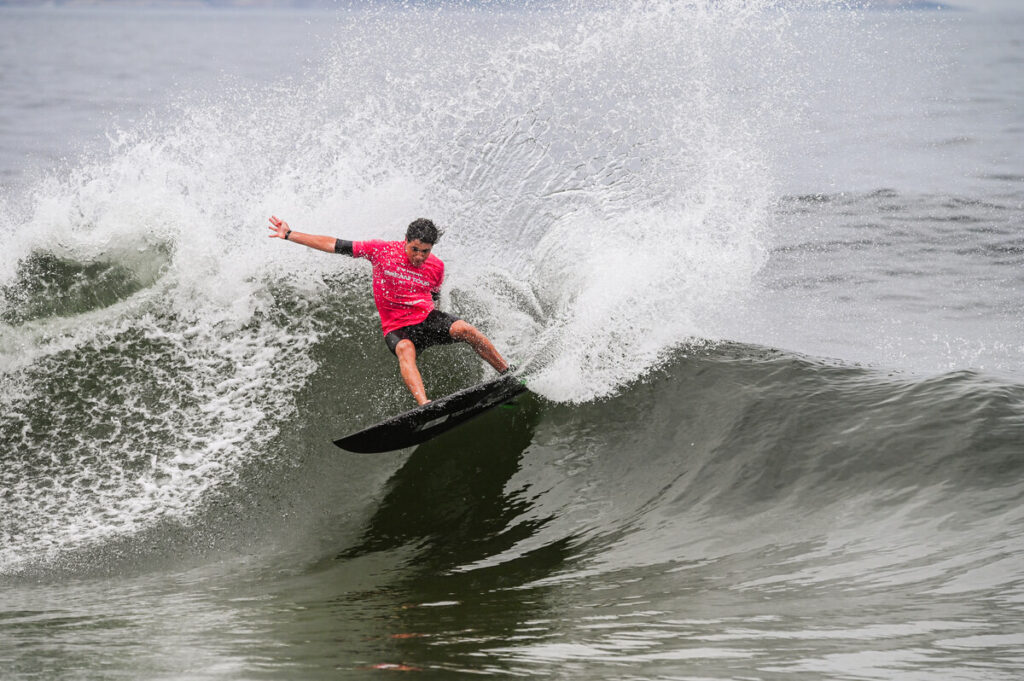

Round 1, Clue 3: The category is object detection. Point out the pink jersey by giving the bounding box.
[352,240,444,336]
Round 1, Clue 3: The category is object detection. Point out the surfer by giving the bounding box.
[267,216,511,405]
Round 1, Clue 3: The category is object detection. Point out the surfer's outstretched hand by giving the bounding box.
[267,215,289,238]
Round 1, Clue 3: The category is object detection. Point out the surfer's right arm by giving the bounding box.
[267,216,353,256]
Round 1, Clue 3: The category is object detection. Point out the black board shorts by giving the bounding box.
[384,310,462,355]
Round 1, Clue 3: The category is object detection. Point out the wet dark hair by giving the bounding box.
[405,218,442,244]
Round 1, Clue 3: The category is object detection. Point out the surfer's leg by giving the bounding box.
[394,339,430,405]
[449,320,510,373]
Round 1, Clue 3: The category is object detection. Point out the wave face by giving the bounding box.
[339,343,1024,572]
[1,2,1023,678]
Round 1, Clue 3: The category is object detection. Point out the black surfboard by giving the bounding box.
[333,373,528,453]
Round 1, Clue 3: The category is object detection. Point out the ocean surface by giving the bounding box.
[1,2,1023,679]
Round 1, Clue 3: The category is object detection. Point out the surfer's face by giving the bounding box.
[405,239,433,267]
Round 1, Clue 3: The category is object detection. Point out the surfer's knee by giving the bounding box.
[449,320,479,342]
[394,339,417,363]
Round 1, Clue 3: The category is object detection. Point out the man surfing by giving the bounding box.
[268,216,511,405]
